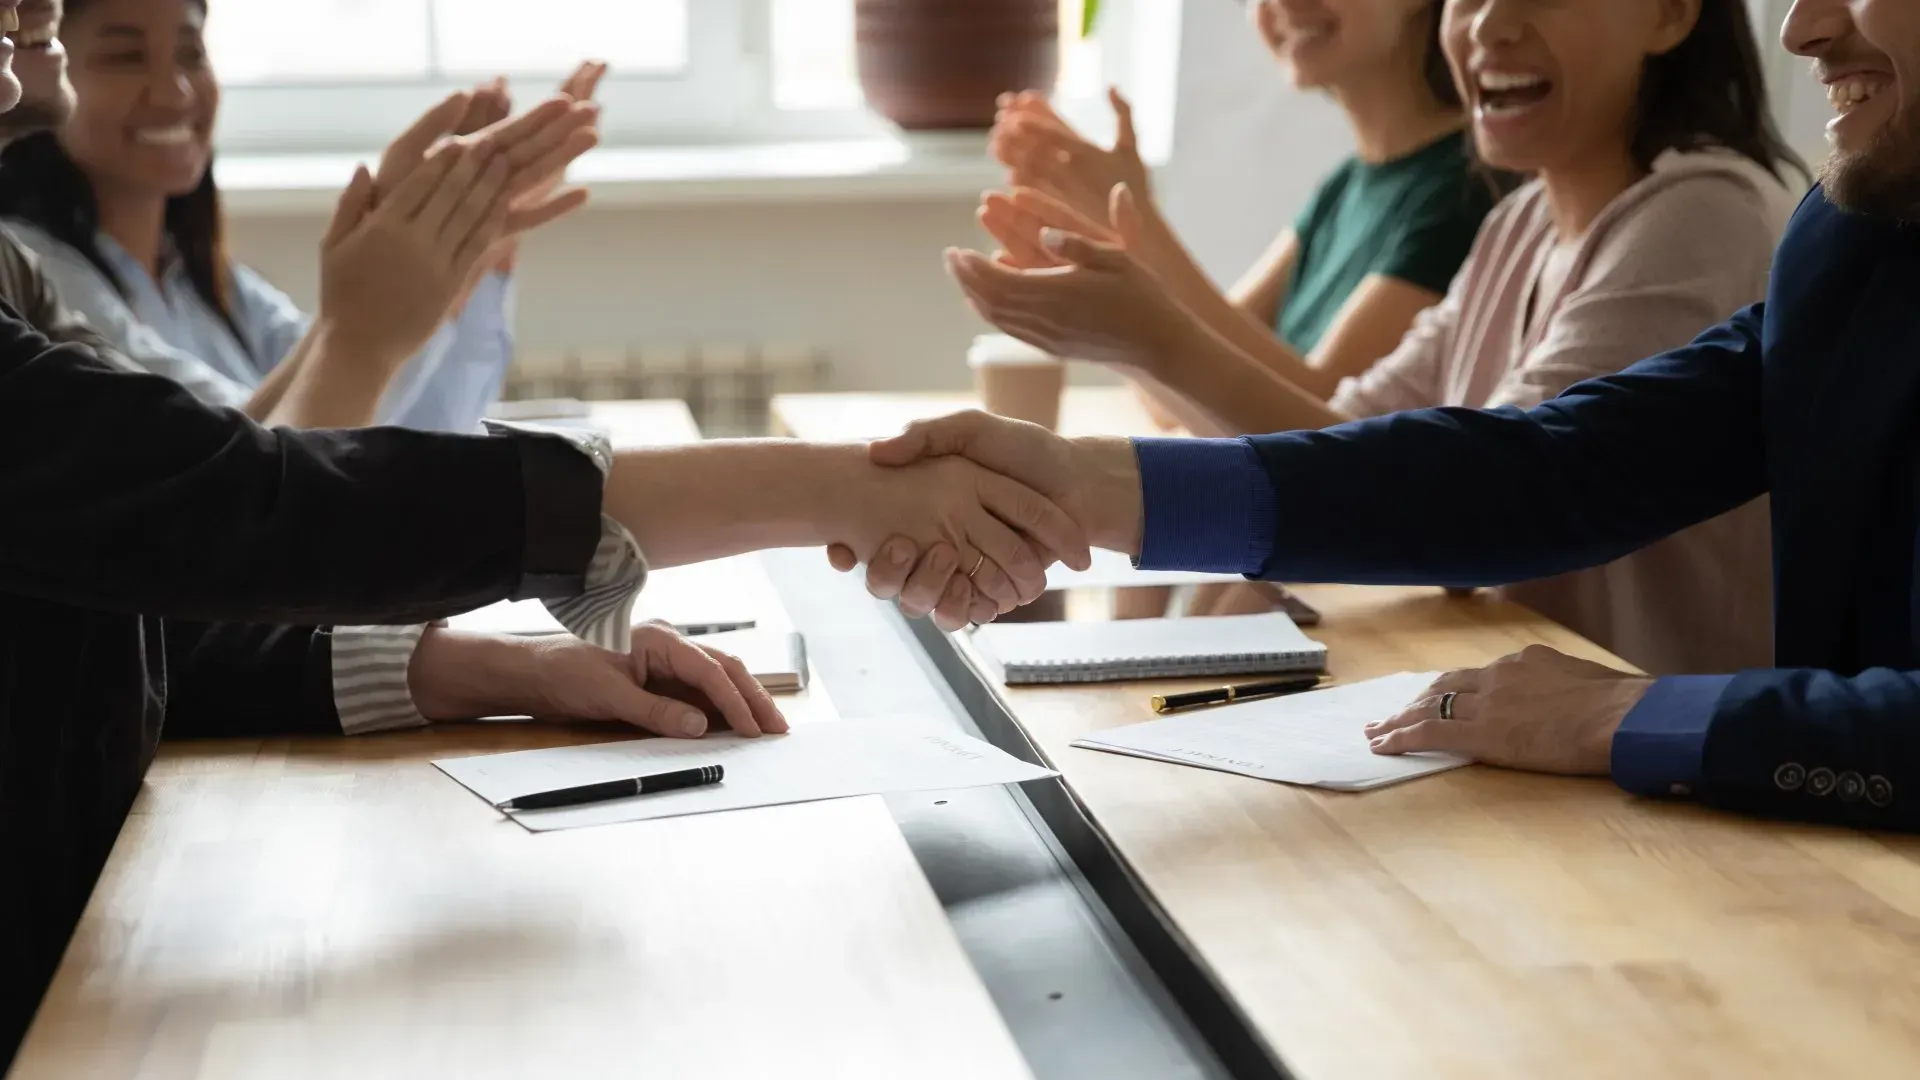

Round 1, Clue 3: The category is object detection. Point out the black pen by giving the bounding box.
[496,765,724,812]
[1151,675,1329,714]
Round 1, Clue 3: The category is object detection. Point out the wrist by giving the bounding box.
[1067,436,1144,556]
[408,627,546,721]
[306,313,412,376]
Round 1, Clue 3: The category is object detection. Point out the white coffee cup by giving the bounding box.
[967,334,1066,431]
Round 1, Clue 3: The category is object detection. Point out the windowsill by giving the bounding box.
[216,131,1008,216]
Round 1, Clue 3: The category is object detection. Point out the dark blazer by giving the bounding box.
[1243,185,1920,831]
[0,280,606,1063]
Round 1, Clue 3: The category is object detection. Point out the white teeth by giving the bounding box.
[1827,76,1879,112]
[1478,71,1546,92]
[134,125,194,145]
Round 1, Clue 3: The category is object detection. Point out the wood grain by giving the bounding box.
[10,400,1032,1080]
[784,391,1920,1079]
[974,584,1920,1079]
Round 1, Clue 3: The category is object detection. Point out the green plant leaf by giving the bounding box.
[1081,0,1101,37]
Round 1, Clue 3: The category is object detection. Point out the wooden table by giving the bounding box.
[9,401,1033,1080]
[774,392,1920,1079]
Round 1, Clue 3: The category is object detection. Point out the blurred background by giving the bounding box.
[207,0,1824,435]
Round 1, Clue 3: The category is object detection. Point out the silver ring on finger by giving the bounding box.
[1438,691,1458,721]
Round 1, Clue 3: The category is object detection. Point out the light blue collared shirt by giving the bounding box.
[2,219,514,432]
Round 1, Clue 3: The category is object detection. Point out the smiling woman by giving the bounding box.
[0,0,598,432]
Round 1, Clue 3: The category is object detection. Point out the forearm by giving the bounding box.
[1132,210,1337,401]
[604,441,867,570]
[1139,319,1349,435]
[246,326,317,423]
[263,318,409,428]
[407,627,549,721]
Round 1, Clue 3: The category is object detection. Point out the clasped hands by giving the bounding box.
[828,410,1651,780]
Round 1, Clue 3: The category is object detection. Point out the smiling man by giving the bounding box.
[851,0,1920,832]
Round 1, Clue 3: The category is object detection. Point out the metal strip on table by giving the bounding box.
[761,549,1250,1080]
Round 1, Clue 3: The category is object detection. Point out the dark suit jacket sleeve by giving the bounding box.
[0,301,604,625]
[1611,668,1920,831]
[160,621,345,738]
[1243,304,1769,587]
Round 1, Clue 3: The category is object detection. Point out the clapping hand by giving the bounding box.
[991,88,1151,227]
[949,183,1193,372]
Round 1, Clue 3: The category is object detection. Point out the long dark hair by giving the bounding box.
[1633,0,1805,181]
[1417,1,1460,111]
[0,0,243,351]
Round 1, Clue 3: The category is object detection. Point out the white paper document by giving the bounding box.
[447,557,764,637]
[1045,548,1244,592]
[1071,672,1470,791]
[435,720,1059,832]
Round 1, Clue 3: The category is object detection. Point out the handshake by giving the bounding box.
[826,411,1145,631]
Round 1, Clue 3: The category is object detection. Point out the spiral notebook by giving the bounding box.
[970,612,1327,685]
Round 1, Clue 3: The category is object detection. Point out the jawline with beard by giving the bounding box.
[1821,92,1920,222]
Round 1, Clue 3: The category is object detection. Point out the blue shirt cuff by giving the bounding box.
[1132,437,1278,575]
[1610,675,1728,798]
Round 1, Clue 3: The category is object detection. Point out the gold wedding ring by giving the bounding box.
[966,553,987,579]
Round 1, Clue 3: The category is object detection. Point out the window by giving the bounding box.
[209,0,1135,155]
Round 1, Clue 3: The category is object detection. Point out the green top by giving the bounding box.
[1276,130,1499,355]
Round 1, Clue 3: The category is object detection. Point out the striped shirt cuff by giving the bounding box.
[330,623,432,735]
[501,420,650,651]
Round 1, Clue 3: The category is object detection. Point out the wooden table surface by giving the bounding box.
[9,400,1033,1080]
[775,392,1920,1079]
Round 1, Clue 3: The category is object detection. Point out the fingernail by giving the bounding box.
[1364,721,1381,732]
[886,541,913,567]
[681,712,706,737]
[1370,736,1387,748]
[1041,228,1066,250]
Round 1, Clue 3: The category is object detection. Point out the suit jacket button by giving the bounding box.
[1868,775,1894,808]
[1774,763,1806,791]
[1807,767,1837,797]
[1837,771,1867,802]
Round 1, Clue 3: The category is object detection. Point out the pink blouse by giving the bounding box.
[1329,151,1800,674]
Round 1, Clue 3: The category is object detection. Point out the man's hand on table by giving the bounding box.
[824,410,1144,630]
[408,623,789,738]
[1370,645,1653,775]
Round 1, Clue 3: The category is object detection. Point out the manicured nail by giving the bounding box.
[681,712,707,737]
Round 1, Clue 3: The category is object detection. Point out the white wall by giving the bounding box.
[229,197,1003,394]
[1153,0,1349,285]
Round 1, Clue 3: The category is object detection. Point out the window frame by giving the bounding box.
[211,0,1161,156]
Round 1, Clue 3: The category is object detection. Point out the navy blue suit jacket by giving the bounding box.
[1239,187,1920,830]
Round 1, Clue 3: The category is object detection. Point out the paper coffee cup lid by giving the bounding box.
[967,333,1057,366]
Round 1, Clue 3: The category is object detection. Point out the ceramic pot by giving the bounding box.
[855,0,1060,130]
